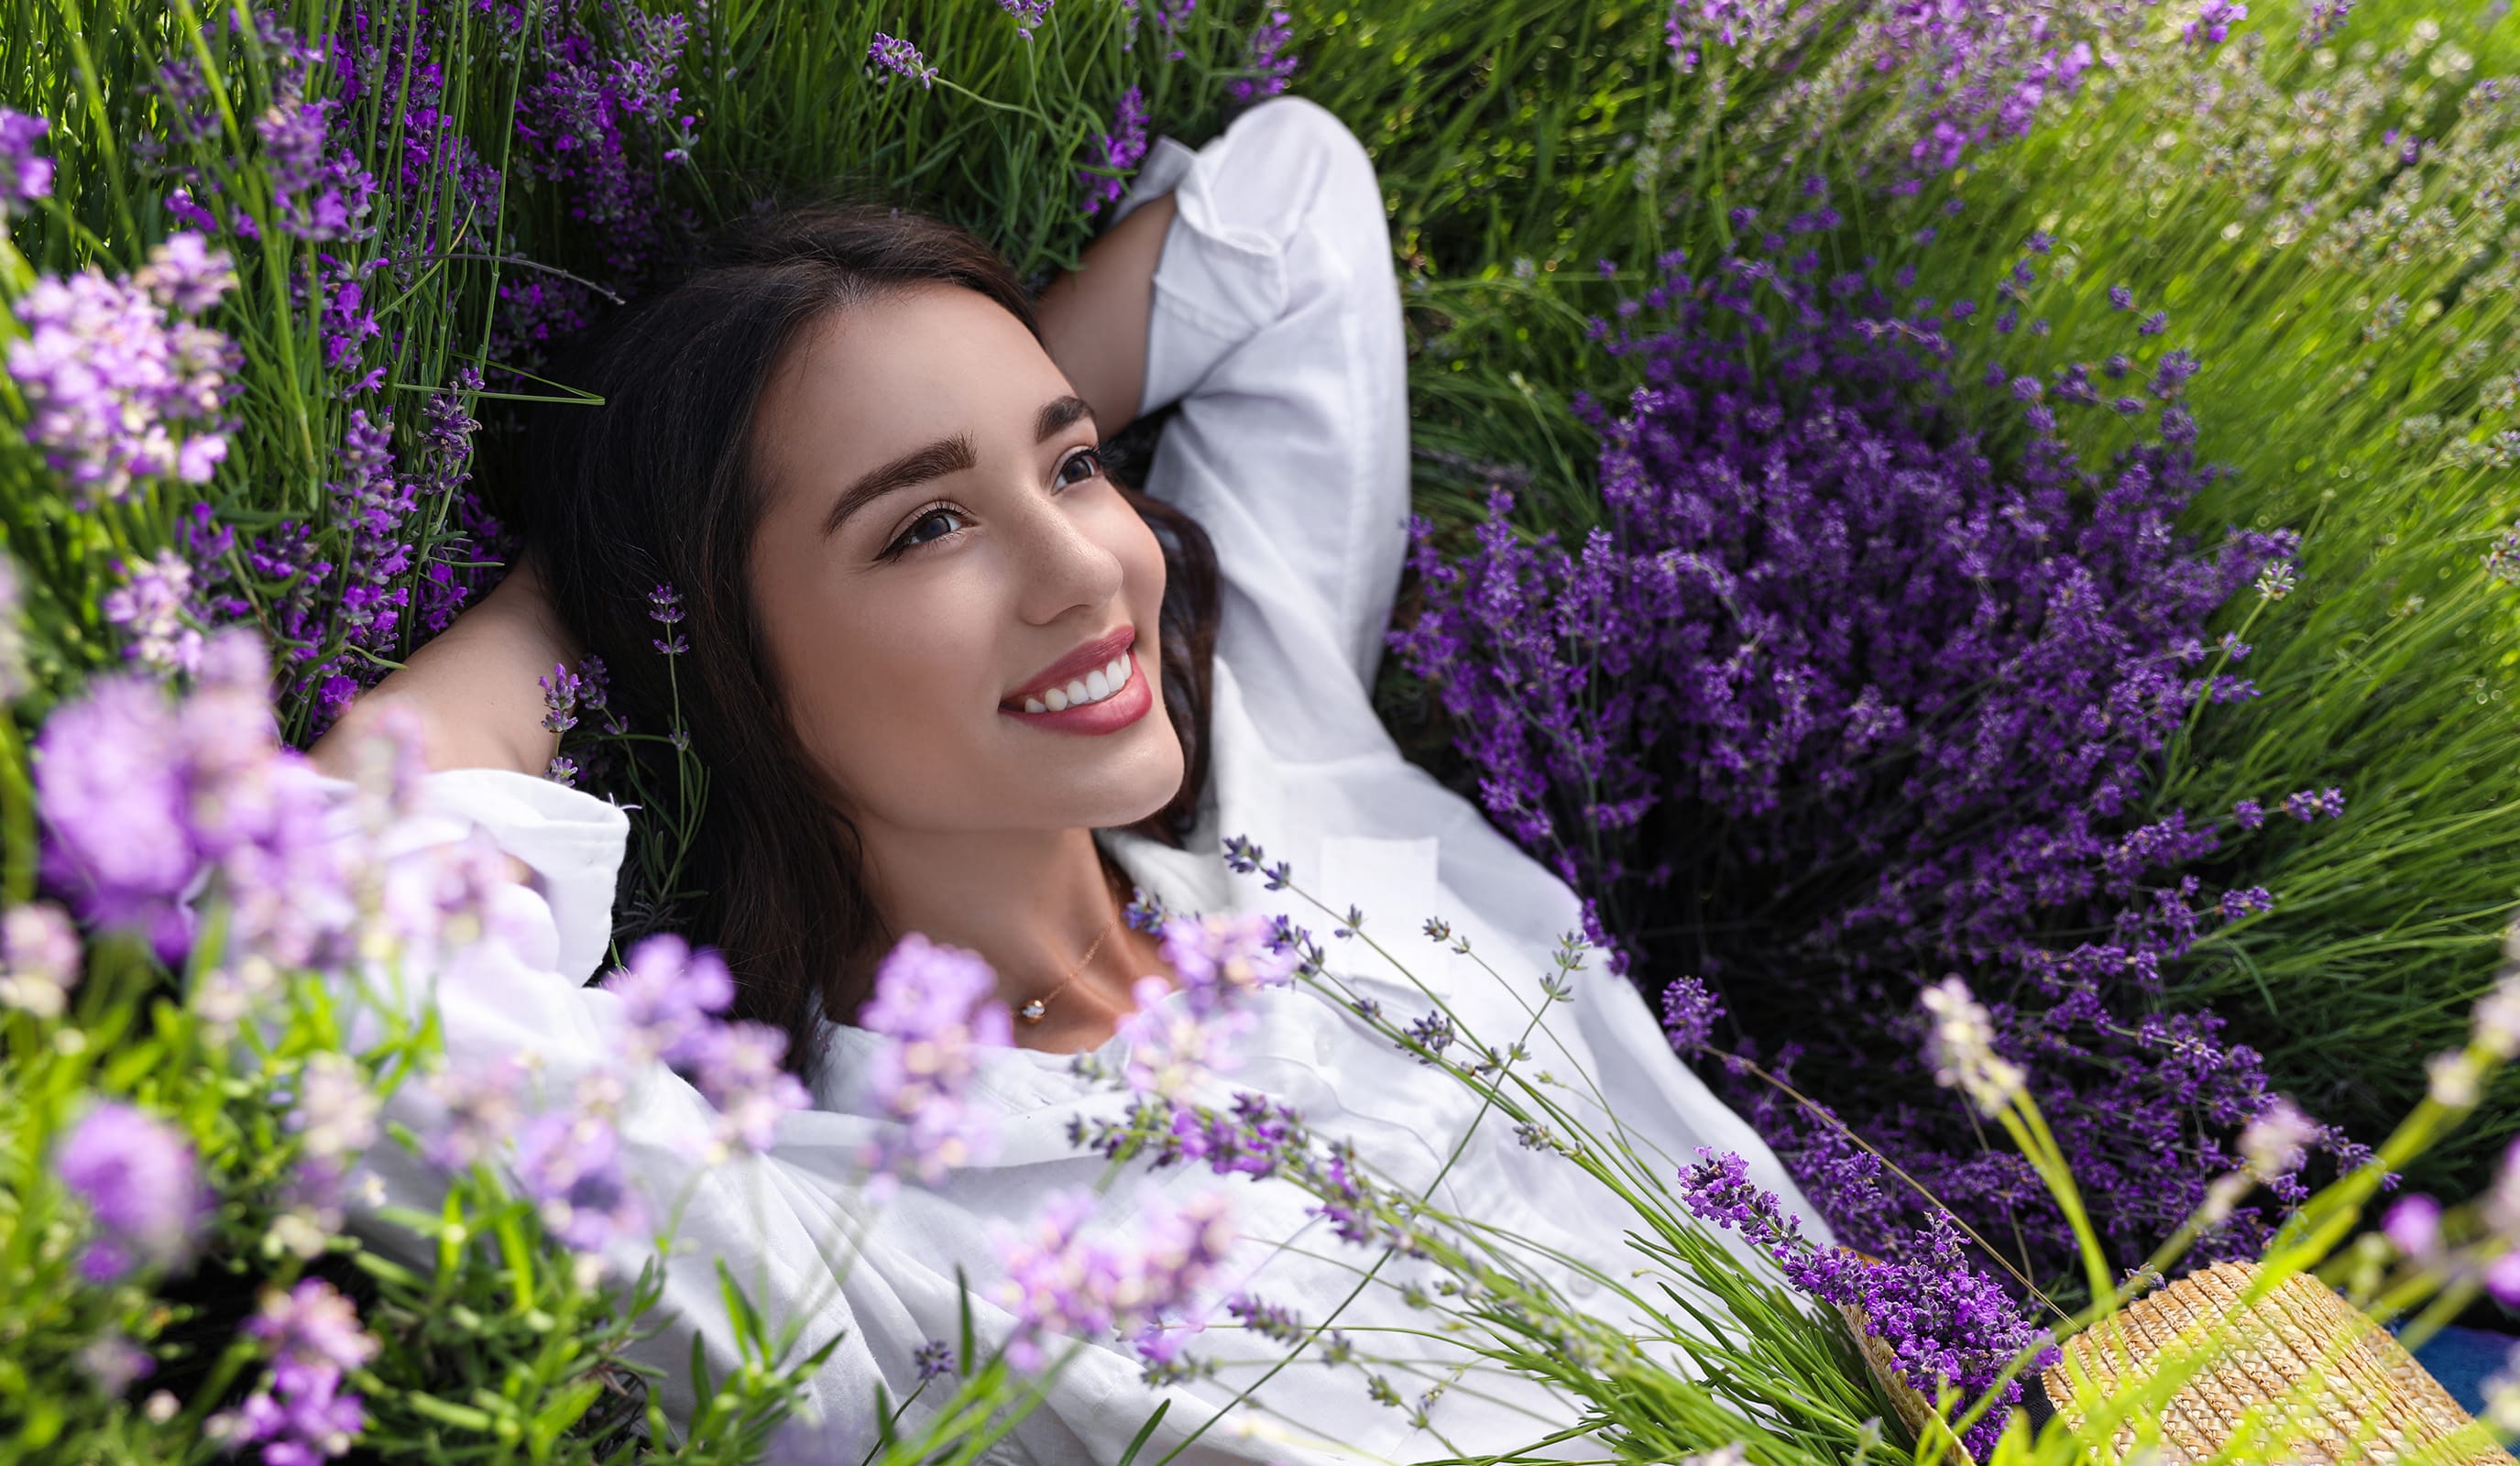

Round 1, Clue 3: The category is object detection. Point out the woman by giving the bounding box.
[311,97,1830,1464]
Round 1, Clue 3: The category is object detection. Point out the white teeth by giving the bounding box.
[1015,650,1135,715]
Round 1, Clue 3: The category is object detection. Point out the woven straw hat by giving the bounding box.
[1845,1259,2515,1465]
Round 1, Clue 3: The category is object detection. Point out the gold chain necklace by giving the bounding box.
[1017,908,1123,1024]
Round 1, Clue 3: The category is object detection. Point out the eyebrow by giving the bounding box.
[819,394,1098,539]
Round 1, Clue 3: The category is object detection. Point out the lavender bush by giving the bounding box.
[1392,222,2370,1287]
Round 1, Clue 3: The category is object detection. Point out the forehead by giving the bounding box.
[759,283,1055,447]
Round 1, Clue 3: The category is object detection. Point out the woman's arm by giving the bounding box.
[306,557,578,781]
[1032,192,1178,434]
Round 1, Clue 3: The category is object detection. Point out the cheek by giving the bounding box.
[757,557,999,804]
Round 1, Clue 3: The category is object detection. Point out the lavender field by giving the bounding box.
[5,0,2520,1461]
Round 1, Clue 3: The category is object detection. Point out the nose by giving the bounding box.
[1008,485,1127,627]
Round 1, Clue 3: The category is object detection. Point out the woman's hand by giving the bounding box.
[307,557,582,782]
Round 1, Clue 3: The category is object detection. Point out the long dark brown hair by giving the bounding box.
[501,199,1220,1079]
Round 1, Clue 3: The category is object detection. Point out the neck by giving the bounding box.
[858,822,1126,1016]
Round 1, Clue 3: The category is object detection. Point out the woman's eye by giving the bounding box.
[1056,447,1105,488]
[888,506,967,556]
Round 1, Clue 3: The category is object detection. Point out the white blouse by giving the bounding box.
[345,97,1831,1466]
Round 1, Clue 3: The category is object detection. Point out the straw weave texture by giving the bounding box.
[2037,1261,2513,1466]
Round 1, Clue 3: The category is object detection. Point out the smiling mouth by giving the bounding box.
[1009,650,1135,714]
[1002,626,1138,712]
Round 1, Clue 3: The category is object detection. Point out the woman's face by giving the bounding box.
[746,284,1182,843]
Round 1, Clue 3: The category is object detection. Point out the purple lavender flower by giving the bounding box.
[1227,10,1298,104]
[1396,239,2329,1274]
[868,31,939,89]
[855,934,1011,1193]
[256,96,378,240]
[600,932,735,1065]
[103,551,204,676]
[248,1279,379,1377]
[211,1364,367,1464]
[511,6,698,283]
[0,107,52,217]
[913,1339,953,1380]
[2300,0,2352,41]
[1659,975,1722,1052]
[6,235,239,504]
[212,1283,376,1466]
[53,1100,210,1280]
[2383,1194,2441,1256]
[1159,911,1294,1017]
[1118,974,1252,1097]
[1079,85,1149,217]
[2184,0,2246,44]
[994,1184,1234,1373]
[998,0,1052,40]
[512,1111,646,1254]
[648,583,689,655]
[684,1021,811,1154]
[995,1187,1128,1370]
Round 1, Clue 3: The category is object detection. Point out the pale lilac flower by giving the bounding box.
[2239,1098,2315,1179]
[2300,0,2351,41]
[103,550,204,676]
[1920,976,2024,1116]
[2473,973,2520,1060]
[512,1111,646,1254]
[2383,1194,2441,1256]
[2488,1250,2520,1308]
[856,934,1010,1183]
[1118,975,1251,1098]
[1118,1184,1236,1320]
[0,901,80,1018]
[1159,911,1293,1018]
[53,1100,210,1280]
[248,1279,379,1376]
[685,1020,811,1154]
[599,933,734,1065]
[996,1187,1128,1370]
[7,235,239,503]
[137,231,238,314]
[75,1331,153,1395]
[995,1186,1230,1374]
[0,107,53,217]
[424,1057,525,1170]
[867,31,938,88]
[290,1053,380,1161]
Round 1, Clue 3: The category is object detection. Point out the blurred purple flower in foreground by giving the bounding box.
[856,933,1011,1195]
[54,1100,211,1281]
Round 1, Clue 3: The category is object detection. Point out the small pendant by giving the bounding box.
[1020,999,1047,1023]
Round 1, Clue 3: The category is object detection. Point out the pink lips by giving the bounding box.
[1001,627,1153,736]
